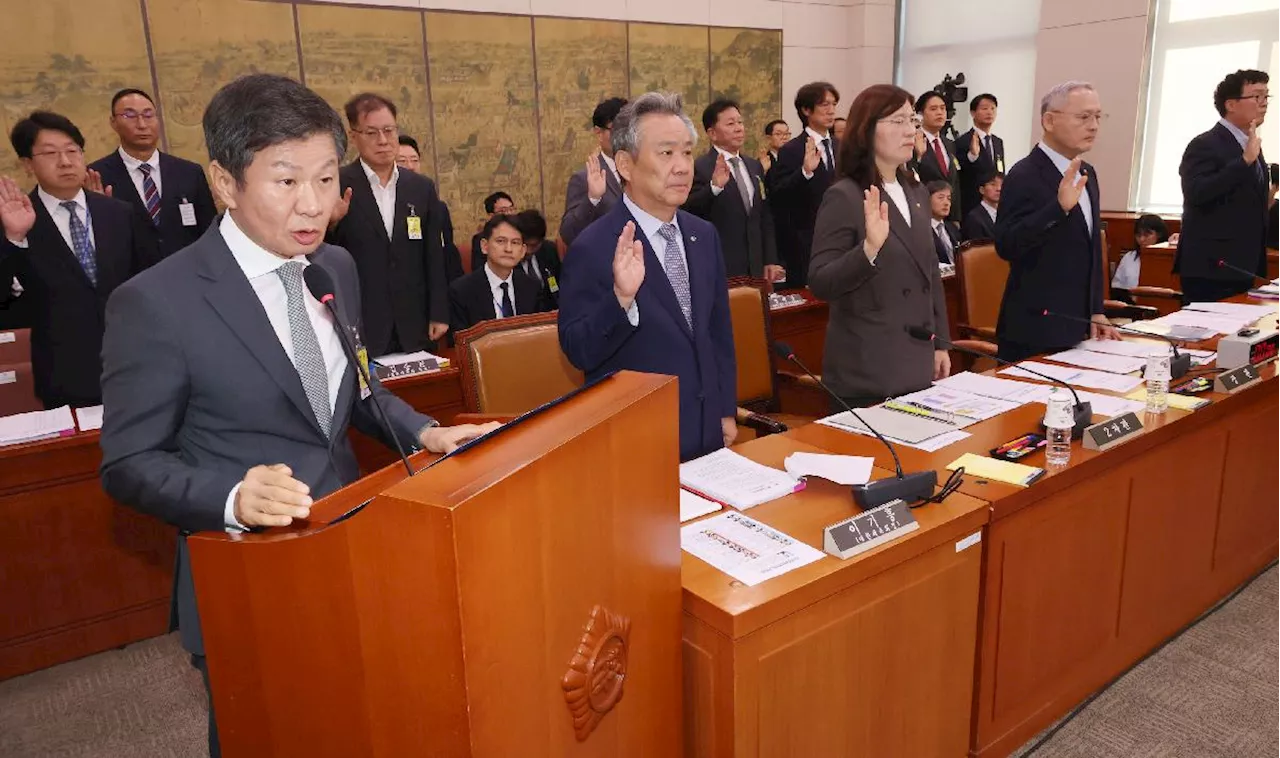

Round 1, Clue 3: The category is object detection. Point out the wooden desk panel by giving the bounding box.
[1101,211,1181,270]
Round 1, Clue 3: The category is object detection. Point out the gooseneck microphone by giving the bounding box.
[905,326,1093,439]
[304,265,415,477]
[1217,258,1270,285]
[771,341,937,509]
[1038,309,1192,379]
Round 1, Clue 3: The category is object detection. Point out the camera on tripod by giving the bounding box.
[932,73,968,139]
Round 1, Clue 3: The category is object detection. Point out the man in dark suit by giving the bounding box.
[449,214,547,336]
[395,135,464,285]
[98,75,493,758]
[954,93,1005,216]
[925,180,961,265]
[911,91,961,223]
[469,191,515,272]
[996,82,1119,363]
[1175,69,1271,303]
[684,99,784,281]
[513,208,561,308]
[88,88,216,259]
[0,111,159,408]
[558,92,737,462]
[961,171,1001,242]
[770,81,840,289]
[759,118,790,178]
[559,97,628,246]
[326,93,448,357]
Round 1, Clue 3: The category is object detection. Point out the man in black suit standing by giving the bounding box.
[912,91,961,223]
[559,97,628,246]
[1176,69,1272,302]
[961,171,1001,242]
[770,81,840,289]
[954,93,1005,216]
[684,99,784,281]
[327,93,448,357]
[449,214,548,336]
[88,89,216,259]
[513,208,561,308]
[0,111,158,408]
[995,81,1119,362]
[397,134,465,286]
[759,119,790,177]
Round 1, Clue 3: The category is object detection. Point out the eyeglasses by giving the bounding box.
[880,114,924,129]
[114,108,156,121]
[1051,111,1109,125]
[1232,94,1270,104]
[356,126,398,139]
[30,147,84,162]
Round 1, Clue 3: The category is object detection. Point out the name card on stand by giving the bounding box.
[823,499,919,560]
[1082,412,1144,451]
[1214,363,1262,394]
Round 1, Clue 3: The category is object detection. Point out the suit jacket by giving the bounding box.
[0,191,159,408]
[769,132,839,288]
[809,178,949,400]
[961,204,996,242]
[99,222,433,656]
[1175,122,1269,282]
[521,240,562,308]
[437,199,465,285]
[449,265,547,335]
[994,147,1104,350]
[558,200,737,462]
[558,154,623,245]
[327,162,447,356]
[931,218,962,264]
[89,150,217,259]
[912,132,962,222]
[954,129,1005,215]
[683,149,778,278]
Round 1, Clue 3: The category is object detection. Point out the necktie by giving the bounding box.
[728,156,752,210]
[933,223,953,265]
[657,223,692,329]
[499,281,514,317]
[275,260,332,438]
[524,257,540,285]
[138,163,161,227]
[822,138,835,171]
[983,135,993,163]
[61,201,97,286]
[933,138,949,177]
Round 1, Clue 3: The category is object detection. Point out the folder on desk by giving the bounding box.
[823,405,964,444]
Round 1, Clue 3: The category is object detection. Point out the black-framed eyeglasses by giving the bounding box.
[1232,94,1270,104]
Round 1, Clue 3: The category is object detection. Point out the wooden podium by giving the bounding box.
[187,372,684,757]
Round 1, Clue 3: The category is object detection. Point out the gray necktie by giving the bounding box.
[276,260,332,438]
[657,223,692,329]
[728,156,752,210]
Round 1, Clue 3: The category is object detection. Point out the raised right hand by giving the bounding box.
[1244,120,1262,165]
[758,149,772,173]
[803,136,821,174]
[711,152,732,189]
[233,463,313,528]
[612,220,645,310]
[83,168,113,198]
[0,177,36,243]
[914,129,927,158]
[863,186,890,261]
[1057,157,1088,213]
[969,130,981,158]
[586,152,607,201]
[328,187,353,229]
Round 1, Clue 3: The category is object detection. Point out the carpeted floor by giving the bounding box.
[1,567,1275,758]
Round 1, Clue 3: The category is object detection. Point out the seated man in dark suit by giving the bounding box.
[88,88,216,258]
[926,180,961,265]
[470,191,515,272]
[512,208,561,308]
[449,214,547,337]
[559,97,628,246]
[558,92,737,462]
[954,93,1006,216]
[911,91,961,223]
[0,110,159,408]
[961,171,1001,242]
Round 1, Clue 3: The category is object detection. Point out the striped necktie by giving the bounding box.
[138,163,161,227]
[61,201,98,286]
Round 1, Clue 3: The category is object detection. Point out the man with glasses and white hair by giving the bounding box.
[1175,69,1273,303]
[994,81,1119,363]
[558,91,738,462]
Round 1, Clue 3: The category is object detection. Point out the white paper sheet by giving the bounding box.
[1075,338,1174,358]
[1078,391,1146,419]
[815,414,973,451]
[933,372,1051,403]
[679,489,722,523]
[0,406,75,446]
[1183,301,1276,320]
[999,361,1143,392]
[1047,348,1147,375]
[679,448,802,511]
[1144,310,1253,336]
[74,405,103,432]
[681,511,825,586]
[893,384,1024,421]
[372,350,446,366]
[783,453,874,486]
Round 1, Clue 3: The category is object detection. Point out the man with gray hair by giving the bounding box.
[994,81,1119,362]
[558,91,738,462]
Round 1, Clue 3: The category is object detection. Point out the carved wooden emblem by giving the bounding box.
[561,604,631,741]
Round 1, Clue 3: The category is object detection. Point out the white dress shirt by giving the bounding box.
[360,159,398,238]
[28,187,96,252]
[620,193,690,326]
[221,212,348,529]
[1219,117,1249,150]
[710,145,754,203]
[484,262,517,317]
[881,180,911,227]
[1038,142,1092,234]
[118,147,162,202]
[1112,249,1141,290]
[981,201,997,223]
[803,126,833,180]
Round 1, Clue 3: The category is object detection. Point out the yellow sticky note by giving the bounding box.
[1124,388,1209,411]
[947,453,1044,487]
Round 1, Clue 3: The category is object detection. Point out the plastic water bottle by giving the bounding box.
[1145,347,1171,415]
[1044,388,1074,467]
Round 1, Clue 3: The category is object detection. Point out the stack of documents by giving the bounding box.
[1046,348,1147,375]
[947,453,1045,487]
[1183,301,1276,321]
[679,489,722,523]
[1248,280,1279,299]
[935,372,1145,418]
[0,406,76,446]
[782,452,874,486]
[74,406,103,432]
[679,448,803,510]
[1132,309,1258,336]
[681,511,825,586]
[891,385,1023,422]
[998,361,1143,392]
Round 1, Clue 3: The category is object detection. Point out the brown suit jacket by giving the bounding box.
[808,177,949,400]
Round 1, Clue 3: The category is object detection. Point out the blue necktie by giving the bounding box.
[138,163,161,227]
[499,281,514,317]
[61,201,97,286]
[657,223,692,328]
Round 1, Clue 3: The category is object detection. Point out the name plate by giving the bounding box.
[823,499,919,560]
[1214,363,1262,394]
[1082,412,1145,451]
[373,357,440,381]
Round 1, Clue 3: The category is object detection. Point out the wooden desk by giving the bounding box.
[682,433,990,757]
[1139,243,1280,291]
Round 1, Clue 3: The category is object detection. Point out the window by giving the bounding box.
[1132,0,1279,212]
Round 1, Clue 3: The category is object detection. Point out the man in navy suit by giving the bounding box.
[769,82,839,289]
[995,81,1119,362]
[1176,69,1272,303]
[88,88,217,258]
[558,92,737,462]
[954,93,1006,216]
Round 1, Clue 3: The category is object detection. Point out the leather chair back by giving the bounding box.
[727,278,775,406]
[955,242,1008,333]
[454,313,583,414]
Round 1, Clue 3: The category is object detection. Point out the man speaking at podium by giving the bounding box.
[98,74,494,757]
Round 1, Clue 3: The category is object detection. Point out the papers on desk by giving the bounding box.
[1183,301,1276,320]
[74,405,103,432]
[1046,348,1147,375]
[816,411,973,451]
[679,448,803,511]
[783,452,874,486]
[1078,392,1146,419]
[893,385,1023,422]
[1136,310,1253,336]
[1124,320,1216,341]
[681,511,825,586]
[999,361,1143,392]
[934,372,1049,404]
[679,489,722,523]
[818,406,963,444]
[0,406,76,446]
[1075,338,1171,358]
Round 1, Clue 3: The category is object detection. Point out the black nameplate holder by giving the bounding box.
[1082,412,1145,451]
[823,499,919,560]
[1214,363,1262,394]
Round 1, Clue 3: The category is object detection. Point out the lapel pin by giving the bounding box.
[690,235,697,243]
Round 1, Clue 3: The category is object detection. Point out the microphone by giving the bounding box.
[771,341,937,509]
[1039,309,1191,379]
[304,264,415,477]
[905,326,1093,439]
[1217,258,1270,285]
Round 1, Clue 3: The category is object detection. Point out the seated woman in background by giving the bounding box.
[808,84,950,410]
[1111,214,1168,304]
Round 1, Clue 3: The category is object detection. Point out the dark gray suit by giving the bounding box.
[809,178,949,403]
[558,154,622,245]
[99,221,434,658]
